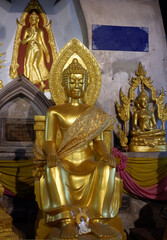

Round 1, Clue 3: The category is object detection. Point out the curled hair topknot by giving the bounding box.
[62,58,88,88]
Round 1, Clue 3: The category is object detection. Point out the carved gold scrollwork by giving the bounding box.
[49,38,101,105]
[0,43,5,89]
[33,115,46,179]
[156,88,167,130]
[0,182,19,238]
[116,88,130,138]
[0,43,5,70]
[118,125,128,148]
[129,62,156,100]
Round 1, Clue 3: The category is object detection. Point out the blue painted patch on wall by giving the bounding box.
[92,24,149,52]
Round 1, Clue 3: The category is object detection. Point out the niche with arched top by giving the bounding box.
[0,75,54,159]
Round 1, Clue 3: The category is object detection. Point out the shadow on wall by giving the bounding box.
[129,204,165,240]
[11,193,38,239]
[9,148,39,239]
[73,0,88,47]
[0,26,6,40]
[159,0,167,40]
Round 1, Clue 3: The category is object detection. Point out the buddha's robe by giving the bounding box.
[39,106,122,224]
[23,28,49,84]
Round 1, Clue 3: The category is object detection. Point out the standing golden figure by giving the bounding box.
[34,39,124,239]
[10,0,57,91]
[22,11,50,90]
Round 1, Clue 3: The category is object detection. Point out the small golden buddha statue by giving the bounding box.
[22,11,50,90]
[133,88,157,132]
[129,87,167,152]
[116,62,167,152]
[34,39,124,239]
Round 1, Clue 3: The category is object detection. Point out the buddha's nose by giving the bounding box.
[75,80,79,88]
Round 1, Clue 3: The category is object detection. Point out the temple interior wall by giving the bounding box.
[0,1,167,238]
[0,0,167,134]
[80,0,167,120]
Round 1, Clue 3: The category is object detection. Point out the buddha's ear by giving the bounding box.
[63,76,70,102]
[83,74,89,89]
[81,75,87,104]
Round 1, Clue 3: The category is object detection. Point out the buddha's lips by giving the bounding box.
[73,90,81,95]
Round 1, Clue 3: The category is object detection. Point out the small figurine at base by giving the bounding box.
[75,211,91,235]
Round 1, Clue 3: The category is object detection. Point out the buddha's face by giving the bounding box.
[66,73,87,99]
[29,14,39,26]
[139,96,148,109]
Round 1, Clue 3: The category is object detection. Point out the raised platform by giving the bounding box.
[123,151,167,158]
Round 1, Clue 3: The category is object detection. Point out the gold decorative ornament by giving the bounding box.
[34,39,125,239]
[0,43,5,69]
[9,0,57,91]
[0,81,3,90]
[0,46,18,239]
[0,43,5,89]
[0,183,19,239]
[118,125,128,149]
[116,62,167,152]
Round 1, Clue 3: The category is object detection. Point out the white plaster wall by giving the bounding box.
[80,0,167,121]
[0,0,83,86]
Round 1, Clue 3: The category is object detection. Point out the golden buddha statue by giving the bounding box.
[133,89,156,132]
[34,39,125,239]
[116,62,167,152]
[129,87,167,151]
[22,11,50,90]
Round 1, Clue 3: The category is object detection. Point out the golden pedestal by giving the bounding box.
[0,204,19,240]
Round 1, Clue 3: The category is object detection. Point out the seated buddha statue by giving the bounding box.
[35,48,123,239]
[129,87,167,152]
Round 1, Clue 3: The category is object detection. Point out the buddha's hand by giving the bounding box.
[29,33,36,40]
[104,153,116,168]
[47,153,59,168]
